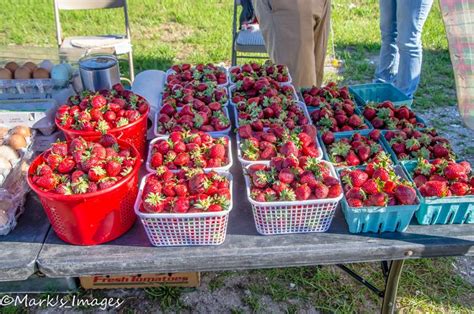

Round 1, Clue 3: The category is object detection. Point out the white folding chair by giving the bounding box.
[231,0,268,66]
[54,0,135,82]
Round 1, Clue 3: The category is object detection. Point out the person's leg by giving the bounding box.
[374,0,399,84]
[395,0,433,98]
[313,0,331,87]
[253,0,316,88]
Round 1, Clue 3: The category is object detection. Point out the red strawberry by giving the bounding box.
[346,187,365,200]
[295,184,311,200]
[91,94,107,108]
[174,184,189,197]
[366,192,387,206]
[347,198,363,207]
[51,142,68,157]
[209,143,226,159]
[174,152,191,167]
[105,159,122,177]
[361,179,378,195]
[422,181,448,197]
[46,153,63,170]
[57,158,76,174]
[99,134,118,148]
[238,125,253,139]
[35,174,58,191]
[313,183,329,199]
[444,163,465,180]
[413,175,427,188]
[393,185,417,205]
[173,197,190,213]
[369,130,381,141]
[372,168,390,181]
[347,170,368,187]
[143,193,166,213]
[278,168,295,184]
[88,166,107,182]
[450,182,469,196]
[327,184,342,198]
[151,152,163,168]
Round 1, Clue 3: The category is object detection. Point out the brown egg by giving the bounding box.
[4,62,18,73]
[12,125,31,137]
[0,127,8,140]
[33,67,50,79]
[0,68,12,80]
[23,61,37,71]
[14,67,32,79]
[8,134,27,150]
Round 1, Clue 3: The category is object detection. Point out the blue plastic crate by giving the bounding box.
[338,166,420,233]
[319,130,396,168]
[349,83,413,108]
[401,161,474,225]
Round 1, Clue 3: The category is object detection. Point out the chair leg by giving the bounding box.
[128,50,135,82]
[232,47,237,66]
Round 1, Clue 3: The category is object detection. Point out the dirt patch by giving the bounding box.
[158,22,194,44]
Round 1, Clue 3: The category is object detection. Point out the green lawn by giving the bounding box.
[0,0,471,313]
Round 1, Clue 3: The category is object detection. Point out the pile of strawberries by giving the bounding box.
[247,157,342,202]
[161,81,228,108]
[156,103,231,134]
[231,77,297,105]
[301,82,353,108]
[340,161,417,207]
[235,99,310,131]
[362,101,426,130]
[139,169,231,213]
[30,136,137,194]
[238,125,321,161]
[148,130,230,170]
[409,158,473,197]
[384,128,454,161]
[166,63,228,86]
[229,61,291,84]
[322,130,391,167]
[56,84,148,133]
[310,100,370,133]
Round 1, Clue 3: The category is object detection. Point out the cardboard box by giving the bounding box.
[0,99,57,128]
[80,272,200,290]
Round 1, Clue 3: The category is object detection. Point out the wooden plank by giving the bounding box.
[0,193,50,281]
[36,155,474,278]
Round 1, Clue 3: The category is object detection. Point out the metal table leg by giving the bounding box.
[381,260,405,314]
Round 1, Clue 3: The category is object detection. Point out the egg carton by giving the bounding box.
[0,127,35,186]
[0,79,55,100]
[0,152,32,236]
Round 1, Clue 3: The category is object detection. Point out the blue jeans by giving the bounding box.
[374,0,433,99]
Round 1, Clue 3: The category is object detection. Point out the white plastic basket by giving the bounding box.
[236,133,323,167]
[134,172,233,246]
[244,161,342,235]
[145,134,233,173]
[154,106,232,137]
[228,84,298,107]
[227,65,293,87]
[232,101,312,130]
[165,66,229,88]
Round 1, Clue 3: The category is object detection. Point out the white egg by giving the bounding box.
[39,59,54,72]
[51,64,69,87]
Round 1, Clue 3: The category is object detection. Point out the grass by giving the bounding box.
[0,0,471,312]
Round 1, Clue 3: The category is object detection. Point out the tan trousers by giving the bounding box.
[253,0,331,88]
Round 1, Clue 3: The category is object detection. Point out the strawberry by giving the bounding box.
[35,173,58,191]
[143,193,166,213]
[361,179,378,195]
[295,184,311,200]
[347,170,368,187]
[151,152,163,168]
[105,159,122,177]
[209,143,226,159]
[91,94,107,108]
[313,183,329,199]
[57,157,76,174]
[88,166,106,182]
[327,184,342,198]
[366,192,387,206]
[174,184,189,197]
[450,182,469,196]
[422,181,448,197]
[393,185,417,205]
[372,168,390,181]
[173,198,190,213]
[278,168,295,184]
[51,142,68,157]
[99,134,118,148]
[174,152,191,166]
[444,163,465,180]
[46,153,63,170]
[347,198,363,207]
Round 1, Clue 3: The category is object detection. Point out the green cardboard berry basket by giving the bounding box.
[349,83,413,108]
[337,166,420,233]
[401,160,474,225]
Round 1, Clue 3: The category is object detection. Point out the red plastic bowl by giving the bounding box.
[27,139,141,246]
[56,105,149,159]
